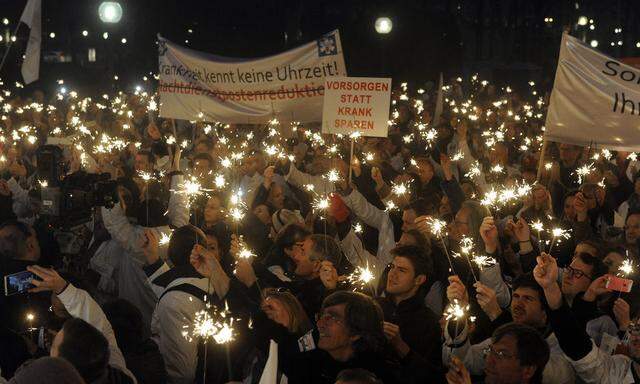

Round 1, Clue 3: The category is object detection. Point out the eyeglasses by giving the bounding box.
[315,312,344,325]
[566,265,592,280]
[483,345,516,360]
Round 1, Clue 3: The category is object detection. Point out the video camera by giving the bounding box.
[37,145,118,226]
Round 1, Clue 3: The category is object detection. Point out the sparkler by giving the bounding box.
[444,299,469,321]
[531,219,544,250]
[347,265,376,292]
[574,163,595,184]
[426,217,456,274]
[618,259,634,277]
[547,227,571,254]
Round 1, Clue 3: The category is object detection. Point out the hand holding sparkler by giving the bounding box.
[140,229,160,265]
[319,260,340,290]
[190,244,221,278]
[440,154,454,181]
[473,282,501,321]
[533,253,558,290]
[446,275,469,307]
[613,298,631,331]
[479,217,498,254]
[446,356,472,384]
[383,322,410,357]
[262,165,275,189]
[573,192,589,222]
[234,258,257,288]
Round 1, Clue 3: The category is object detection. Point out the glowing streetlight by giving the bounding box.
[121,37,127,44]
[82,30,88,37]
[49,32,55,39]
[103,32,109,39]
[590,40,598,48]
[577,16,588,26]
[374,17,393,34]
[98,1,123,24]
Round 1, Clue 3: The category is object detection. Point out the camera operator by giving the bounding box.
[97,149,189,330]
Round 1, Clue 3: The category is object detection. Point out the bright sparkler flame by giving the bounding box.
[391,182,409,196]
[426,217,448,238]
[159,232,171,246]
[618,259,634,277]
[444,299,469,321]
[531,220,544,233]
[472,255,497,270]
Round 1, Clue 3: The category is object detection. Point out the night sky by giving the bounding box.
[0,0,639,95]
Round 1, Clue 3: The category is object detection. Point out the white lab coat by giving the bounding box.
[57,283,137,383]
[567,340,635,384]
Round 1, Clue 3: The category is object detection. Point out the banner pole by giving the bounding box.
[536,138,549,182]
[348,138,355,184]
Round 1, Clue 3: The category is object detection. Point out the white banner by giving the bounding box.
[158,31,346,124]
[545,33,640,151]
[321,76,391,137]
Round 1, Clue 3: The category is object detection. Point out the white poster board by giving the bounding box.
[321,76,391,137]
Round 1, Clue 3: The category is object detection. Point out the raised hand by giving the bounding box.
[479,216,498,253]
[26,265,67,295]
[446,356,472,384]
[533,253,558,290]
[583,275,610,302]
[613,298,631,331]
[140,229,159,265]
[371,166,384,185]
[474,282,501,320]
[447,275,469,307]
[234,258,257,287]
[319,260,339,290]
[190,244,219,278]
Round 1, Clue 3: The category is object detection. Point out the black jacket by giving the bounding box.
[376,294,445,382]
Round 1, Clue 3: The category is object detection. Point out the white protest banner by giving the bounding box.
[321,76,391,137]
[158,31,346,124]
[545,33,640,151]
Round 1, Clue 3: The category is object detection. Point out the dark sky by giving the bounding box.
[0,0,639,94]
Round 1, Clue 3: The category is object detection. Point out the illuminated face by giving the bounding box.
[484,334,534,384]
[563,196,576,220]
[604,252,624,274]
[205,235,220,261]
[288,238,317,278]
[134,153,152,173]
[268,184,285,210]
[253,204,271,226]
[562,257,593,297]
[386,256,423,297]
[317,304,353,355]
[510,287,546,327]
[626,214,640,245]
[203,196,223,224]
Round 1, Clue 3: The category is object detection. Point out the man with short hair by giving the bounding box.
[278,291,427,384]
[534,253,640,383]
[134,150,154,174]
[375,245,443,379]
[335,368,382,384]
[443,273,575,383]
[446,323,550,384]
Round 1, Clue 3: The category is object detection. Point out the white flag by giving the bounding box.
[545,33,640,151]
[19,0,41,84]
[433,72,443,125]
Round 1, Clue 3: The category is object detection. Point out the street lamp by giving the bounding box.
[375,17,392,34]
[99,2,123,24]
[577,16,588,26]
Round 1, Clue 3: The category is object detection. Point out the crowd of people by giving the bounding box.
[0,74,638,384]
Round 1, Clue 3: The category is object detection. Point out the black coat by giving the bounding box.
[377,293,445,382]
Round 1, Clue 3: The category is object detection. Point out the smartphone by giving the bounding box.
[4,270,36,296]
[606,275,634,293]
